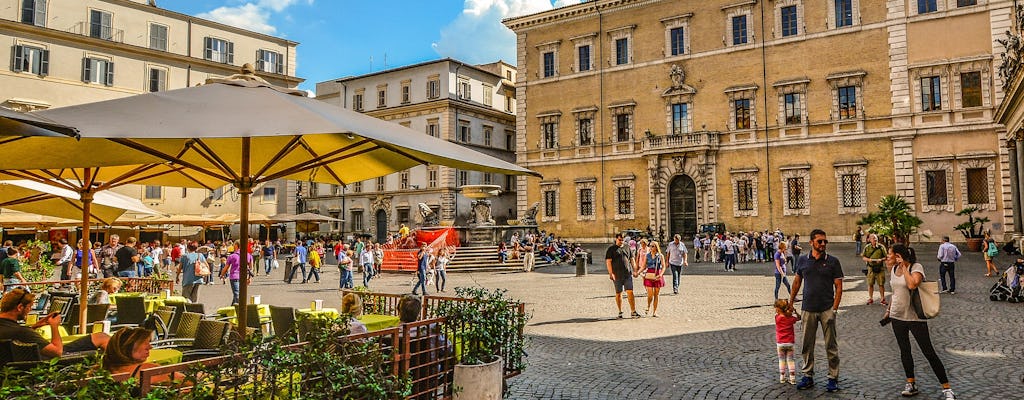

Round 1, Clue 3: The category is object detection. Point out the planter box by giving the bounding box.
[965,237,984,252]
[453,357,502,400]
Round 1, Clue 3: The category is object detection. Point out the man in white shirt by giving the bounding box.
[57,239,74,283]
[666,234,689,294]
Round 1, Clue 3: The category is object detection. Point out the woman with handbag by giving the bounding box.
[642,241,667,317]
[984,235,999,277]
[883,244,956,399]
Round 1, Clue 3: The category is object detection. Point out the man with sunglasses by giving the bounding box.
[789,229,844,393]
[0,288,110,359]
[606,233,640,319]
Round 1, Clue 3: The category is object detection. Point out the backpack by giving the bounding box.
[987,242,999,257]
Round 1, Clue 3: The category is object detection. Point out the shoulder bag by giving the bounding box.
[195,254,211,276]
[643,254,659,281]
[910,280,941,319]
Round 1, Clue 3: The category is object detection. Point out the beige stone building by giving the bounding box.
[0,0,304,241]
[504,0,1012,243]
[310,59,518,242]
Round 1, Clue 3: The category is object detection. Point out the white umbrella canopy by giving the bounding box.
[0,209,79,228]
[0,106,79,138]
[0,180,161,225]
[28,66,540,336]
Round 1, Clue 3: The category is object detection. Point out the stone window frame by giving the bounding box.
[569,33,596,73]
[353,88,365,111]
[916,159,954,213]
[774,78,810,126]
[575,177,597,221]
[827,0,860,29]
[427,166,438,188]
[536,40,561,79]
[608,101,636,143]
[426,74,441,99]
[540,180,560,222]
[661,14,692,57]
[537,111,561,149]
[950,58,992,109]
[833,161,868,215]
[572,106,598,146]
[612,174,636,221]
[607,25,636,66]
[912,0,944,16]
[774,0,804,38]
[664,91,695,135]
[483,125,493,147]
[400,79,411,104]
[426,118,440,138]
[730,168,759,217]
[399,170,410,190]
[482,83,493,106]
[723,2,755,47]
[725,85,758,131]
[957,156,996,211]
[910,64,949,113]
[780,165,811,216]
[826,70,866,120]
[376,84,387,108]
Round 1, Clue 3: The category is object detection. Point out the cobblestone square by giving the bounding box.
[200,242,1023,399]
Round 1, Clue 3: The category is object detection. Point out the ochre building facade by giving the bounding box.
[504,0,1011,243]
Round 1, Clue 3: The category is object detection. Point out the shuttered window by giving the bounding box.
[82,57,114,86]
[11,45,48,76]
[204,37,233,64]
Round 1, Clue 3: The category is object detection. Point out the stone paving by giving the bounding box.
[195,242,1024,399]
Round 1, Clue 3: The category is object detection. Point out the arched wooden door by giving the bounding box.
[375,209,388,243]
[668,175,697,239]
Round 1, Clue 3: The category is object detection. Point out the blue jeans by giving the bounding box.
[305,267,321,283]
[939,262,955,292]
[669,263,683,293]
[855,241,863,256]
[264,257,274,275]
[288,262,307,283]
[724,254,736,270]
[362,263,373,287]
[412,270,428,295]
[775,273,791,299]
[230,279,240,305]
[117,270,137,278]
[435,268,447,292]
[339,269,353,289]
[498,251,507,263]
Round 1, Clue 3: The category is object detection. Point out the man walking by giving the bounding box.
[99,235,122,278]
[861,234,887,305]
[56,239,74,283]
[937,236,961,294]
[790,229,843,392]
[287,241,308,284]
[114,237,140,278]
[412,244,431,295]
[522,236,536,272]
[666,234,689,295]
[606,233,640,319]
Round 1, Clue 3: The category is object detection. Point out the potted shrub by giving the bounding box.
[954,206,990,252]
[436,287,528,400]
[857,195,923,245]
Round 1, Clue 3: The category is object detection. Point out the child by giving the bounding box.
[774,299,801,384]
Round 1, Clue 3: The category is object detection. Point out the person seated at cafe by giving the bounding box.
[340,293,368,335]
[399,294,450,400]
[0,288,110,359]
[89,278,122,306]
[102,327,179,383]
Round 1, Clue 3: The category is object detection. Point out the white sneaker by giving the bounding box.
[901,382,919,396]
[942,389,956,400]
[779,374,786,383]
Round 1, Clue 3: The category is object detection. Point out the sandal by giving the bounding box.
[617,312,623,319]
[880,299,888,305]
[631,311,642,319]
[866,299,874,305]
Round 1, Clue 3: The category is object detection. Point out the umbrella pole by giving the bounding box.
[78,187,93,335]
[236,137,252,338]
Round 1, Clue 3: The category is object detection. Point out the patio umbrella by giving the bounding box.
[286,212,342,235]
[0,209,79,229]
[30,64,540,335]
[0,180,160,225]
[0,107,79,138]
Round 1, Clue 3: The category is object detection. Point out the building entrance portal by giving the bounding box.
[375,209,388,243]
[669,175,697,239]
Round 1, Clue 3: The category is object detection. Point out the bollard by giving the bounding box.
[576,256,587,276]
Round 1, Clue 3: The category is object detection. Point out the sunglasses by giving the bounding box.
[814,239,829,244]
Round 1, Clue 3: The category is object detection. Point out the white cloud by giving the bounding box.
[197,1,313,35]
[433,0,583,64]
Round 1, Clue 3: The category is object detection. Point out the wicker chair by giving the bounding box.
[113,296,146,326]
[162,300,187,333]
[151,312,203,348]
[180,320,229,361]
[28,293,49,315]
[238,304,272,335]
[47,298,69,316]
[269,305,296,341]
[64,303,111,332]
[10,341,40,362]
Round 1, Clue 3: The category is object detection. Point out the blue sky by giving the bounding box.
[163,1,581,92]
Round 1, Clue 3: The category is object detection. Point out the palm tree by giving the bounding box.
[856,195,923,245]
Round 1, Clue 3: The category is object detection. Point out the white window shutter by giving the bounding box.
[39,49,48,76]
[204,37,212,60]
[226,41,234,64]
[82,58,91,82]
[105,61,114,86]
[256,50,265,72]
[12,45,24,72]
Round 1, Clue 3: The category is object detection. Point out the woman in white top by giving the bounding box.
[884,244,956,400]
[434,247,450,293]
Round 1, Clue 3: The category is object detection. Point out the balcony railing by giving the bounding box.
[642,131,719,151]
[66,21,124,43]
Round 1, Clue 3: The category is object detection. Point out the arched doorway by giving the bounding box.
[375,209,388,243]
[668,175,697,239]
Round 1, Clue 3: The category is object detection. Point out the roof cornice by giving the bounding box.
[503,0,665,32]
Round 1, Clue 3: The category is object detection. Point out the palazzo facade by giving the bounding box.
[505,0,1012,242]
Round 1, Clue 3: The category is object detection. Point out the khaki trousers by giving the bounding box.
[800,309,839,379]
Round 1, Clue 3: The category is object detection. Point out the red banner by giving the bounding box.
[414,227,460,248]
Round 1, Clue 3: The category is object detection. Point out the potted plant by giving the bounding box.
[954,206,990,252]
[436,287,529,400]
[857,195,924,245]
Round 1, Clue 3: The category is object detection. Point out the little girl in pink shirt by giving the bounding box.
[774,299,801,384]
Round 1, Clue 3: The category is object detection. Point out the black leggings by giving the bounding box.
[891,319,948,384]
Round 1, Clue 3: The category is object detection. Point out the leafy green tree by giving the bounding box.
[857,195,923,245]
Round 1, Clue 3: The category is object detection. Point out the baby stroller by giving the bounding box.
[989,261,1023,302]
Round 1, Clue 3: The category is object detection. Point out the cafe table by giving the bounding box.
[109,292,190,313]
[146,348,182,365]
[296,307,338,319]
[356,314,400,332]
[216,304,271,324]
[35,325,88,344]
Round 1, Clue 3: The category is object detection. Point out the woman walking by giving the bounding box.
[643,242,666,317]
[983,235,999,276]
[435,247,450,293]
[773,242,792,299]
[884,244,957,399]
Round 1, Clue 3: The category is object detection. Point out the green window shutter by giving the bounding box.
[82,58,91,82]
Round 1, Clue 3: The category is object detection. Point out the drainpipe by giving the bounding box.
[186,18,192,86]
[598,5,607,237]
[759,0,773,227]
[454,62,463,224]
